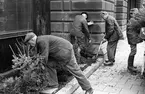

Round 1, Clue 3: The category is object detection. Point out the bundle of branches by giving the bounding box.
[129,8,145,31]
[0,42,54,93]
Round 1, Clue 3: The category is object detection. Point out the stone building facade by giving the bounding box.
[0,0,143,72]
[50,0,128,44]
[50,0,143,41]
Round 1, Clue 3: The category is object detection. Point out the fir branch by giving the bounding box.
[15,43,22,56]
[9,45,16,57]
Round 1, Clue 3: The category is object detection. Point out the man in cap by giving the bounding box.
[126,8,143,73]
[24,32,93,94]
[69,12,94,63]
[100,11,124,66]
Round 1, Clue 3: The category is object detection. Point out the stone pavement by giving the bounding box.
[73,37,145,94]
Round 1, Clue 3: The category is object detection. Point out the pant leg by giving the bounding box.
[127,44,137,67]
[101,42,108,61]
[46,58,59,87]
[73,43,81,64]
[107,41,118,62]
[65,49,92,91]
[129,44,137,56]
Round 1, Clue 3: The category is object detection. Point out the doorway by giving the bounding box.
[33,0,51,35]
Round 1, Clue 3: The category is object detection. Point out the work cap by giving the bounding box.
[24,32,36,43]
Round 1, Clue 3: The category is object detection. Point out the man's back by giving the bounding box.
[37,35,72,55]
[70,15,89,38]
[73,15,85,32]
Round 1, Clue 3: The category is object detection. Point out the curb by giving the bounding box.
[55,57,104,94]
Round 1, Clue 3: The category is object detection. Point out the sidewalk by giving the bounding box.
[73,37,145,94]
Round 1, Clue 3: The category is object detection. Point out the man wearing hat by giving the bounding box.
[69,12,94,63]
[126,8,143,73]
[100,11,124,66]
[24,32,93,94]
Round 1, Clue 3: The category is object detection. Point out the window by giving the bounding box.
[0,0,33,38]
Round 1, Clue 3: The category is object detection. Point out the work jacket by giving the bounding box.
[127,18,143,45]
[69,15,90,40]
[105,15,123,42]
[36,35,73,65]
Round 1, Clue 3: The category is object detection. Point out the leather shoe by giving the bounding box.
[104,61,114,66]
[85,88,93,94]
[40,87,58,94]
[127,66,138,73]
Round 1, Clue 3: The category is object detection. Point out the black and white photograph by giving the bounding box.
[0,0,145,94]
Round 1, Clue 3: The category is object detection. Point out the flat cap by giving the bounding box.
[101,11,108,15]
[24,32,36,43]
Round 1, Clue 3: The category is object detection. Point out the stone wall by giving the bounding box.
[50,0,117,44]
[115,0,128,32]
[136,0,143,8]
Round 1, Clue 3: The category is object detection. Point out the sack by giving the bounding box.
[80,42,98,58]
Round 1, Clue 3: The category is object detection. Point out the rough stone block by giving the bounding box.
[51,22,63,32]
[71,0,105,10]
[105,0,115,3]
[87,12,104,21]
[116,13,127,20]
[116,7,127,13]
[116,0,127,7]
[64,22,72,32]
[105,1,115,11]
[63,1,71,10]
[50,1,62,10]
[51,12,65,21]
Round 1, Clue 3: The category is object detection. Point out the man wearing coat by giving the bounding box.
[126,8,143,73]
[24,32,93,94]
[70,12,91,47]
[100,11,124,66]
[69,12,93,62]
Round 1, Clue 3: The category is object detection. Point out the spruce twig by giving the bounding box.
[15,43,22,56]
[9,45,16,57]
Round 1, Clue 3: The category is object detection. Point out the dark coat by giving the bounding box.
[69,15,90,40]
[127,18,143,45]
[105,15,123,42]
[36,35,73,64]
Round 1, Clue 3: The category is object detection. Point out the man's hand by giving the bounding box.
[88,21,94,26]
[102,38,107,43]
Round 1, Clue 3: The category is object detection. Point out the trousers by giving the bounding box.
[129,44,137,56]
[46,47,92,91]
[107,41,118,62]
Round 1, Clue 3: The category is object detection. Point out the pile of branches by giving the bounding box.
[0,42,53,93]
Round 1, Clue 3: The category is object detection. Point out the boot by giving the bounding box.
[85,88,93,94]
[127,56,138,73]
[104,61,114,66]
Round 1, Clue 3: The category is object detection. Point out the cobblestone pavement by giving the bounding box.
[73,38,145,94]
